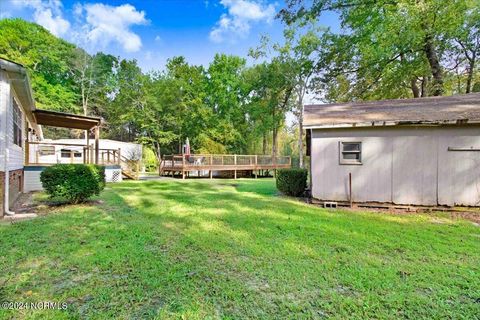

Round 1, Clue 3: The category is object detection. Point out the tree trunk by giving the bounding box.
[424,35,443,96]
[262,133,267,155]
[421,77,428,97]
[297,99,304,168]
[466,56,476,94]
[410,79,420,98]
[272,126,278,159]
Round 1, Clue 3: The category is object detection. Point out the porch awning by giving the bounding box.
[33,109,102,130]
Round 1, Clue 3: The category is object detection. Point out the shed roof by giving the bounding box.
[304,93,480,129]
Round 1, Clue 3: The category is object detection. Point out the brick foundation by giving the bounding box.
[0,169,24,218]
[0,171,4,218]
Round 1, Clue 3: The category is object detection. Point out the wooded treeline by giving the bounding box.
[0,0,478,167]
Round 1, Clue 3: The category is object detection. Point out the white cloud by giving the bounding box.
[155,35,161,42]
[79,3,148,52]
[209,0,275,43]
[12,0,70,36]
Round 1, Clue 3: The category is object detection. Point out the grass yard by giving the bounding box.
[0,179,479,319]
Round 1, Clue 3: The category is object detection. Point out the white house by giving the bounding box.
[0,58,139,218]
[0,58,41,217]
[305,93,480,207]
[34,139,142,165]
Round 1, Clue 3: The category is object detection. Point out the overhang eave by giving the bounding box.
[33,109,102,130]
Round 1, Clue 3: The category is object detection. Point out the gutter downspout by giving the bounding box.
[0,64,16,216]
[4,143,14,216]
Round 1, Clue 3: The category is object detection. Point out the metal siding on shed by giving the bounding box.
[437,129,480,206]
[311,129,393,202]
[391,131,437,205]
[311,126,480,206]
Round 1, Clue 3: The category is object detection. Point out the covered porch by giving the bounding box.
[26,109,103,165]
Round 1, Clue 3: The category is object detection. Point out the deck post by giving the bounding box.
[25,141,30,165]
[118,148,121,165]
[94,126,100,164]
[182,154,186,179]
[70,150,74,163]
[86,131,90,164]
[209,154,213,179]
[234,154,237,179]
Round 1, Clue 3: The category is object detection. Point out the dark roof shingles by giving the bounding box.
[304,93,480,127]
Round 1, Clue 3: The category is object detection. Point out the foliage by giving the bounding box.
[40,164,105,204]
[280,0,480,99]
[142,147,158,172]
[1,179,478,318]
[0,19,79,113]
[276,168,308,196]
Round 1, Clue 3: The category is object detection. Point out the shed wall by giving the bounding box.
[311,126,480,206]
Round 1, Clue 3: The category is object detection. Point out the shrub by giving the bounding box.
[40,164,105,204]
[142,147,158,172]
[276,168,308,197]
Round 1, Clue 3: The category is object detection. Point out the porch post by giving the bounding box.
[25,140,30,165]
[94,126,100,164]
[86,130,90,164]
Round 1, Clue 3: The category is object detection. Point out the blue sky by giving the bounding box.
[1,0,340,71]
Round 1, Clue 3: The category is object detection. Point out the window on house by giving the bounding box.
[38,146,55,156]
[339,142,362,164]
[12,99,22,147]
[61,149,82,158]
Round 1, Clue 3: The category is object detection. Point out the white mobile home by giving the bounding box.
[0,58,41,217]
[305,93,480,207]
[33,139,141,166]
[0,58,139,218]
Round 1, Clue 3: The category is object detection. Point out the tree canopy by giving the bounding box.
[1,4,479,163]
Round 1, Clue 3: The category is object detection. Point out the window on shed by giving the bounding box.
[339,142,362,164]
[12,99,22,147]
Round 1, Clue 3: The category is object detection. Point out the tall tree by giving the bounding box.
[280,0,476,98]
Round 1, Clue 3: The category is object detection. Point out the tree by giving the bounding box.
[245,60,295,160]
[280,0,476,98]
[0,18,79,112]
[451,6,480,93]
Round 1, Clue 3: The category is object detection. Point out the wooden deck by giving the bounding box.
[160,154,291,179]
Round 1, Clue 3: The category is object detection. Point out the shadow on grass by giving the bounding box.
[0,179,478,319]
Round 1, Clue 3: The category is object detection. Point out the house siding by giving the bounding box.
[0,69,29,216]
[310,126,480,206]
[8,87,25,171]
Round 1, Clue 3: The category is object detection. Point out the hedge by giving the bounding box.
[276,168,308,197]
[40,164,105,204]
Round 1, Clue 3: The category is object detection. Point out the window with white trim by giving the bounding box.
[12,99,22,147]
[61,149,82,158]
[339,142,362,164]
[38,146,55,156]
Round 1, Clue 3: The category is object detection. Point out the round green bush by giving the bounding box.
[40,164,106,204]
[276,168,308,197]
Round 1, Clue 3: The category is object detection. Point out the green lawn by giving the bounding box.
[0,179,479,319]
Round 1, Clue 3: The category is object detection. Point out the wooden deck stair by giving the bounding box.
[120,156,140,180]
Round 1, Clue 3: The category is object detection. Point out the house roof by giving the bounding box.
[304,93,480,129]
[0,58,39,131]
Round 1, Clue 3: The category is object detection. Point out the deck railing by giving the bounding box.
[161,154,291,169]
[25,141,122,166]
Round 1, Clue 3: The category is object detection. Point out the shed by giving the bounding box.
[304,93,480,207]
